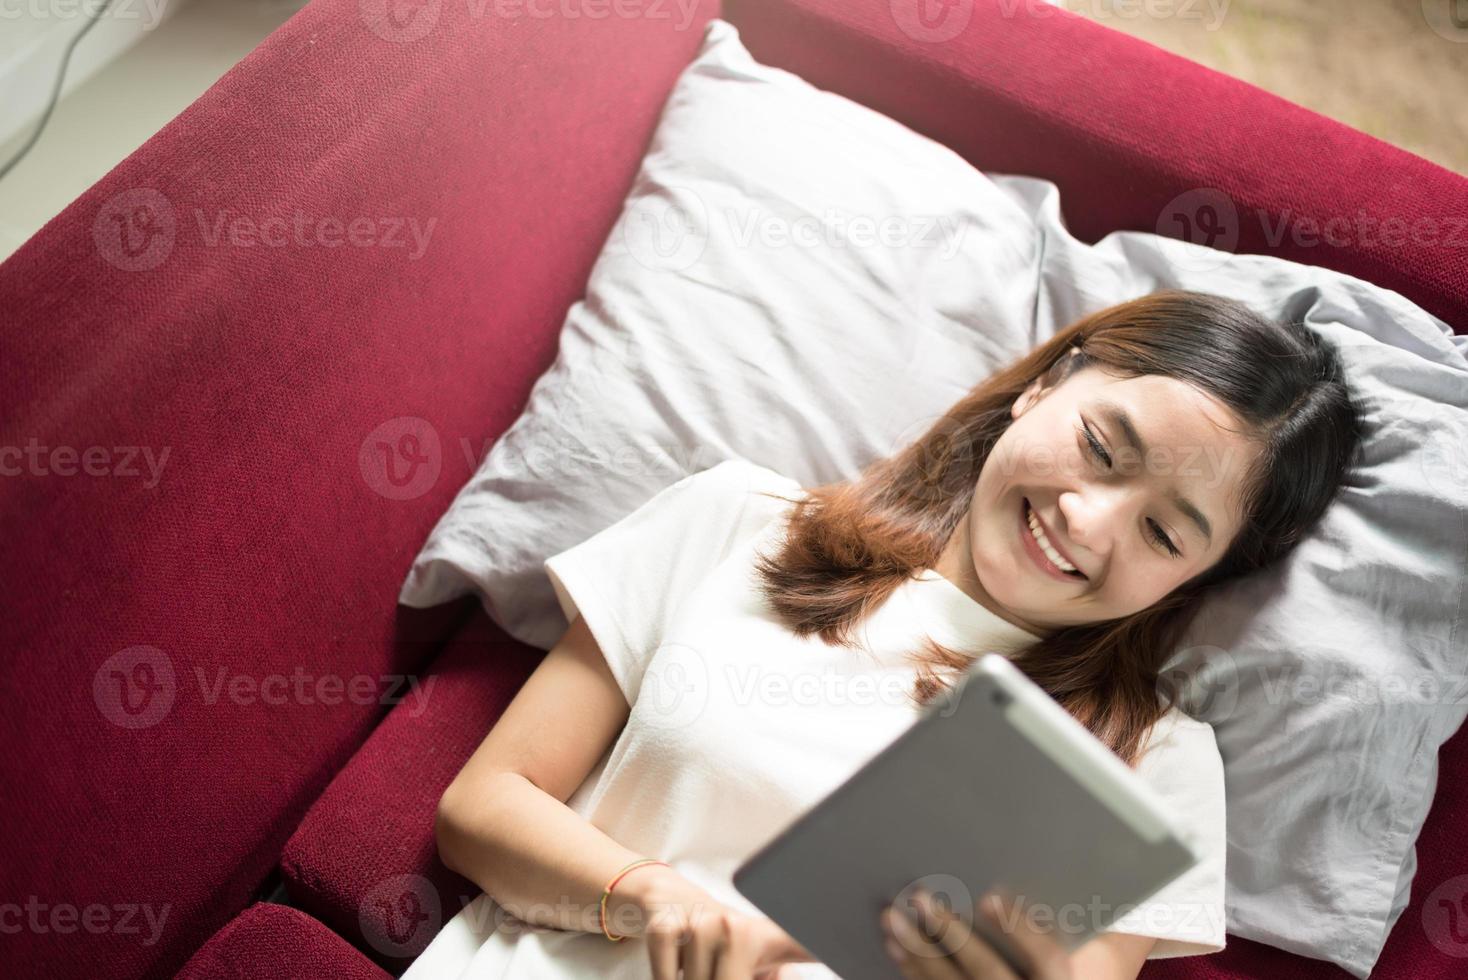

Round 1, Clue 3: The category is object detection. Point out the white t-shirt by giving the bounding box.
[404,459,1227,979]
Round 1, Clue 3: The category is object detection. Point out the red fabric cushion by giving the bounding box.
[0,1,718,977]
[726,0,1468,336]
[280,608,541,967]
[175,903,389,980]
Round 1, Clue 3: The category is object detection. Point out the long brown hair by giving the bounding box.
[748,290,1363,766]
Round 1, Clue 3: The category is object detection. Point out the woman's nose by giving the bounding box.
[1058,487,1129,555]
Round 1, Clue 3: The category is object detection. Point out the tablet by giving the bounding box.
[732,653,1202,979]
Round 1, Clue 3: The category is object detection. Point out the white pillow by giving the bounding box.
[401,18,1468,979]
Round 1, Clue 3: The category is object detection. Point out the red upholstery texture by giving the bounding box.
[0,0,718,976]
[727,0,1468,336]
[175,903,389,980]
[279,608,541,969]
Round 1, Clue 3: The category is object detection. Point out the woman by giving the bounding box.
[420,289,1362,980]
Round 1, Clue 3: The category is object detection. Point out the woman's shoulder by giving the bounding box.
[1140,703,1224,773]
[690,457,804,497]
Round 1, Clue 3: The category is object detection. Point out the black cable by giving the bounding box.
[0,0,119,182]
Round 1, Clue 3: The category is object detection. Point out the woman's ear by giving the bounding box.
[1013,348,1086,420]
[1011,376,1046,420]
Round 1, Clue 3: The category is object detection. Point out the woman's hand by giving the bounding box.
[881,887,1074,980]
[607,864,817,979]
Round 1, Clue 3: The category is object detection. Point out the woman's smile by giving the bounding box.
[1020,497,1088,583]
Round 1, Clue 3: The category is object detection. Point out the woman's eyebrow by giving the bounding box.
[1095,399,1214,543]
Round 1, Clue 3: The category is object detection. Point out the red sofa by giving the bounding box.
[1,1,1463,977]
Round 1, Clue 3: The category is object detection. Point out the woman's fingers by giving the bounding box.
[976,891,1073,980]
[681,906,724,980]
[751,916,818,970]
[644,917,684,980]
[644,899,703,980]
[712,916,757,980]
[883,903,971,980]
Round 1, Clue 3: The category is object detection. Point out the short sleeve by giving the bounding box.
[542,459,801,705]
[1104,709,1228,959]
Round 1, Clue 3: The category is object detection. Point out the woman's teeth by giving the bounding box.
[1026,503,1082,576]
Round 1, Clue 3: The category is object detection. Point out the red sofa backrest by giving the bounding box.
[728,0,1468,335]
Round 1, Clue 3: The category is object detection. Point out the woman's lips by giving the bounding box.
[1020,498,1085,583]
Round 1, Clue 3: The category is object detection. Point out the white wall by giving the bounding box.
[0,0,186,150]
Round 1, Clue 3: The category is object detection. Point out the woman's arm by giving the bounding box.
[434,612,653,932]
[1068,931,1156,978]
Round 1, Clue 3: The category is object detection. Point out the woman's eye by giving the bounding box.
[1148,520,1183,558]
[1081,421,1112,468]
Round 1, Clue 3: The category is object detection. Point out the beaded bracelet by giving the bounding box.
[600,858,670,942]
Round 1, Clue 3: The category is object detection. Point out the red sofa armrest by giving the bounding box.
[0,3,719,977]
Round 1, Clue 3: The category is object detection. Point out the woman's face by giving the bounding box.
[941,358,1262,635]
